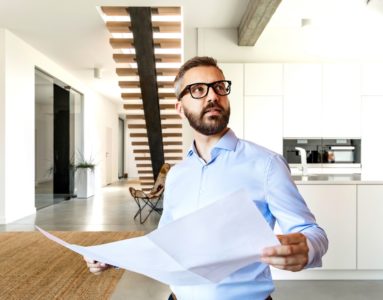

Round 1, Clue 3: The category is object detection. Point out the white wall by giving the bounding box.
[86,92,120,187]
[125,131,138,179]
[0,29,5,221]
[0,29,119,223]
[2,29,36,223]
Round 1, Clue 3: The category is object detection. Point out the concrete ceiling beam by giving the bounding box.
[238,0,282,46]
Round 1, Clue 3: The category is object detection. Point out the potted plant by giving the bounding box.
[74,156,96,199]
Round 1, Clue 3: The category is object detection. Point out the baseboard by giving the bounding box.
[0,206,36,224]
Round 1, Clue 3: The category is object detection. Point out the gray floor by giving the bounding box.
[2,180,382,300]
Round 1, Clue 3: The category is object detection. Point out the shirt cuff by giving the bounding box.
[306,236,315,266]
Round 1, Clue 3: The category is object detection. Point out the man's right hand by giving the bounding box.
[83,256,111,275]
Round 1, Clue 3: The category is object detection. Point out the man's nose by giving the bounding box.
[206,86,219,103]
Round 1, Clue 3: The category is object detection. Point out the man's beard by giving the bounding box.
[183,102,230,136]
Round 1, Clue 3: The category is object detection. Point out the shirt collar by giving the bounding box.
[187,128,238,157]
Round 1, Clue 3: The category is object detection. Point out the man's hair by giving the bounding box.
[174,56,224,100]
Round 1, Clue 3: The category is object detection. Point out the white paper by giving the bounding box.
[36,189,280,285]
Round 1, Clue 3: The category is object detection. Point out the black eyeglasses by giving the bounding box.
[178,80,232,100]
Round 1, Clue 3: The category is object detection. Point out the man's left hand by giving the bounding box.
[261,232,308,272]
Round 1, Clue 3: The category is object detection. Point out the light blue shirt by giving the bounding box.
[159,129,328,300]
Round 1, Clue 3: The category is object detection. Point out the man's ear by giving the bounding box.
[175,101,185,118]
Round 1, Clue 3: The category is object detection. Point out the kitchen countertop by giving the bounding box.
[292,173,383,185]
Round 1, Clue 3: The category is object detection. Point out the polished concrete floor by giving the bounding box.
[2,180,383,300]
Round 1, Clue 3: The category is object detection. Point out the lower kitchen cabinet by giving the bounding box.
[357,185,383,269]
[297,185,357,270]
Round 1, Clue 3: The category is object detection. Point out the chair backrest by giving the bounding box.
[150,163,171,194]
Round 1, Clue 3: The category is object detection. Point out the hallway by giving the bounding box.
[1,180,159,233]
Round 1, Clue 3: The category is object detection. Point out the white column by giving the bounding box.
[1,30,36,223]
[0,29,6,223]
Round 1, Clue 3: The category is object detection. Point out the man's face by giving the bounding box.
[176,66,230,136]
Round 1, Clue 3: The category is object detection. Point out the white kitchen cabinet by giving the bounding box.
[361,64,383,95]
[322,64,361,138]
[297,184,357,270]
[220,63,244,138]
[357,185,383,269]
[244,64,283,96]
[283,64,322,137]
[361,96,383,180]
[244,96,283,154]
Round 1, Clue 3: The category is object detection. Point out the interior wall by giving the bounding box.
[85,92,119,187]
[3,29,36,223]
[0,29,119,223]
[197,28,311,63]
[197,27,383,63]
[0,29,5,222]
[125,131,138,179]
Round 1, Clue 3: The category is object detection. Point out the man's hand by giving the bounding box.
[261,233,309,272]
[83,257,111,275]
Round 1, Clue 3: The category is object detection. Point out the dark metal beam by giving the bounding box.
[128,7,164,180]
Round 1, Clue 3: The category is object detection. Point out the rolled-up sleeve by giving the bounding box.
[265,154,329,268]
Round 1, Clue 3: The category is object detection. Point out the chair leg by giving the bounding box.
[133,197,142,220]
[139,197,162,224]
[133,196,149,220]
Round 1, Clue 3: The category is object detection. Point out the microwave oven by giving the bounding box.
[321,139,361,164]
[283,138,361,166]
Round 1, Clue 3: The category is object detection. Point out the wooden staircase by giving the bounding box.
[101,6,183,190]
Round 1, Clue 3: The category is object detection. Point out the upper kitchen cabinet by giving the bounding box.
[220,63,244,138]
[361,96,383,180]
[244,96,283,154]
[283,64,322,138]
[244,64,283,96]
[361,64,383,95]
[322,64,361,138]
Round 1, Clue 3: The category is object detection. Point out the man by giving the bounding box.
[85,56,328,300]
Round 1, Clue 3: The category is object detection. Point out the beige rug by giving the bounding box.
[0,231,143,300]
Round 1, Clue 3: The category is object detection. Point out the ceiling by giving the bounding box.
[1,0,383,104]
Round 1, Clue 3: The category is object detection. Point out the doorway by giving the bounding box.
[34,69,83,209]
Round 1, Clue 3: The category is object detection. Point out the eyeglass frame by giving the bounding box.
[177,80,232,101]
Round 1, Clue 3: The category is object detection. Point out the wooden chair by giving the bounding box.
[129,163,171,224]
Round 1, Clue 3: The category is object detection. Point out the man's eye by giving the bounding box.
[191,85,206,94]
[214,83,225,91]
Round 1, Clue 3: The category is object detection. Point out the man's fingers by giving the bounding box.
[83,256,95,264]
[261,233,309,272]
[262,243,308,257]
[261,253,307,266]
[268,263,305,272]
[83,256,109,274]
[89,267,104,275]
[277,233,306,245]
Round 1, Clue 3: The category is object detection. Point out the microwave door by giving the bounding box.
[330,146,355,163]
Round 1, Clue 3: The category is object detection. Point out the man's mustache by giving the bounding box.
[202,102,225,115]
